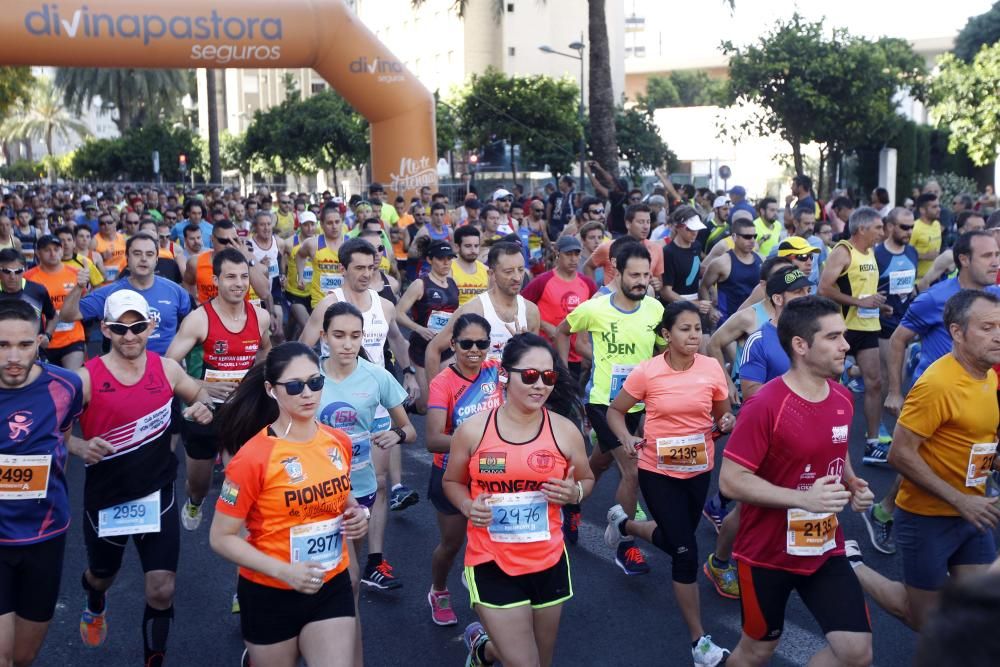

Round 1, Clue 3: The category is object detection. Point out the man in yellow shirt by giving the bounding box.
[273,193,297,238]
[911,193,942,279]
[752,197,782,257]
[846,289,1000,631]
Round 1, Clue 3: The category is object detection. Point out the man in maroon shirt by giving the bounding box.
[719,295,874,667]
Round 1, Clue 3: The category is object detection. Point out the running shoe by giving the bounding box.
[464,622,491,667]
[692,635,730,666]
[702,492,729,533]
[634,503,648,522]
[562,506,581,545]
[861,506,896,555]
[428,589,458,626]
[615,542,651,576]
[180,498,203,531]
[845,375,865,394]
[862,440,890,466]
[604,504,628,549]
[389,485,419,511]
[231,593,240,614]
[361,559,403,589]
[79,604,108,647]
[703,553,739,599]
[845,539,864,567]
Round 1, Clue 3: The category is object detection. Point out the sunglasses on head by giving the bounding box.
[735,233,756,240]
[105,320,151,336]
[274,375,325,395]
[456,338,490,350]
[508,367,559,386]
[897,223,914,231]
[0,267,25,275]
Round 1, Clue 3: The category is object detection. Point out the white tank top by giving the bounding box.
[249,234,280,281]
[333,288,389,368]
[479,292,528,362]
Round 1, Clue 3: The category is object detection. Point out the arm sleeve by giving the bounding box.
[427,373,452,412]
[722,393,774,472]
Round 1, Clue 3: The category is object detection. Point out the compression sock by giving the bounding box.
[82,572,106,614]
[143,604,173,667]
[367,552,383,569]
[711,553,730,568]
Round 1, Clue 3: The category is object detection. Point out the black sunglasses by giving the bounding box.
[508,367,559,386]
[275,375,325,396]
[214,237,234,246]
[735,233,756,240]
[588,208,605,215]
[897,224,914,231]
[105,320,151,336]
[0,267,25,275]
[791,253,814,262]
[456,339,490,350]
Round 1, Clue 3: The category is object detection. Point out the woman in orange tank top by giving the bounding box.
[444,333,593,667]
[210,342,370,667]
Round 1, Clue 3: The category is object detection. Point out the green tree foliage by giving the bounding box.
[435,91,460,159]
[242,90,369,181]
[0,68,34,120]
[615,106,677,185]
[0,160,45,182]
[954,1,1000,63]
[639,71,728,110]
[70,124,201,181]
[55,68,190,134]
[455,67,582,179]
[931,43,1000,167]
[723,14,925,186]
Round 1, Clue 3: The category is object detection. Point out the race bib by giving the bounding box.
[265,258,279,279]
[786,509,837,556]
[0,454,51,499]
[289,517,343,570]
[609,364,636,401]
[55,320,76,332]
[350,431,372,472]
[427,310,452,334]
[888,269,915,296]
[966,442,998,488]
[857,295,879,319]
[203,369,248,402]
[486,491,550,543]
[320,272,343,293]
[105,266,120,281]
[302,264,314,283]
[655,434,709,473]
[98,490,161,537]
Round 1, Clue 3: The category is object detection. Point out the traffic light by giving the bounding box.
[179,154,187,167]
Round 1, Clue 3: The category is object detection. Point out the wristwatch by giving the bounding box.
[402,366,416,375]
[392,426,407,443]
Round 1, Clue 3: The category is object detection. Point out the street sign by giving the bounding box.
[718,165,731,179]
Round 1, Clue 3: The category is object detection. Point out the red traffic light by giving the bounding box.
[468,154,479,164]
[179,154,187,165]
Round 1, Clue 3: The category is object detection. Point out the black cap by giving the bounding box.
[35,234,62,250]
[766,267,813,297]
[426,240,456,259]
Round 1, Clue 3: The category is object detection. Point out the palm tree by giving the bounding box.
[54,68,188,133]
[7,77,90,180]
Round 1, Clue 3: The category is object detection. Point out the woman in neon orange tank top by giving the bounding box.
[209,342,370,667]
[444,333,593,667]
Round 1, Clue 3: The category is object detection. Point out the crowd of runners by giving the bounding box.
[1,174,999,666]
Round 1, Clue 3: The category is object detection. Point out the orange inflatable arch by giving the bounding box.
[0,0,438,200]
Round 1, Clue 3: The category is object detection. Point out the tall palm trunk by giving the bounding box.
[587,0,618,175]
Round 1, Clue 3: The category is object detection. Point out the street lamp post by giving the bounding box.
[539,33,586,192]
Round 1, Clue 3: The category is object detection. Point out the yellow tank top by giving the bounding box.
[451,259,489,306]
[286,234,313,298]
[94,233,126,280]
[834,240,880,332]
[310,236,343,308]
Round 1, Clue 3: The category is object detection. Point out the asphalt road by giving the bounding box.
[35,398,919,667]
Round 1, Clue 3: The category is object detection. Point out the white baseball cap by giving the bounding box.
[298,211,317,225]
[713,196,730,209]
[683,216,707,231]
[492,188,513,201]
[104,290,150,321]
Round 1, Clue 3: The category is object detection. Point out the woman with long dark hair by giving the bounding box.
[605,301,735,666]
[444,333,593,667]
[425,313,504,626]
[209,341,370,667]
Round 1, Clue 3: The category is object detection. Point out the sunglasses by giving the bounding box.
[897,224,914,231]
[214,237,234,246]
[0,267,25,275]
[105,320,151,336]
[791,253,814,262]
[456,338,490,350]
[508,367,559,386]
[531,208,544,213]
[588,208,605,215]
[735,233,756,240]
[274,375,325,395]
[165,215,177,220]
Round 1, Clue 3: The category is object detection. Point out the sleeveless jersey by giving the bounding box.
[310,236,343,308]
[201,300,261,392]
[249,234,281,283]
[13,226,39,266]
[195,251,217,304]
[286,233,313,299]
[412,276,459,331]
[451,259,489,306]
[79,354,175,511]
[717,251,762,322]
[834,240,880,332]
[332,288,389,367]
[0,363,82,545]
[427,361,503,469]
[479,293,528,362]
[215,424,353,589]
[94,233,126,280]
[465,408,568,576]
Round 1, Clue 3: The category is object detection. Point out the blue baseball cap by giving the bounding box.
[728,185,746,197]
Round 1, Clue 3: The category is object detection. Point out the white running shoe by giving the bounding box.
[180,498,203,531]
[692,634,730,666]
[604,504,628,549]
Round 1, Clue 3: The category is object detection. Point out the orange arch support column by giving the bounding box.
[0,0,437,200]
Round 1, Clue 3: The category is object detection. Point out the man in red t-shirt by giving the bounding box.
[521,235,597,383]
[719,295,874,666]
